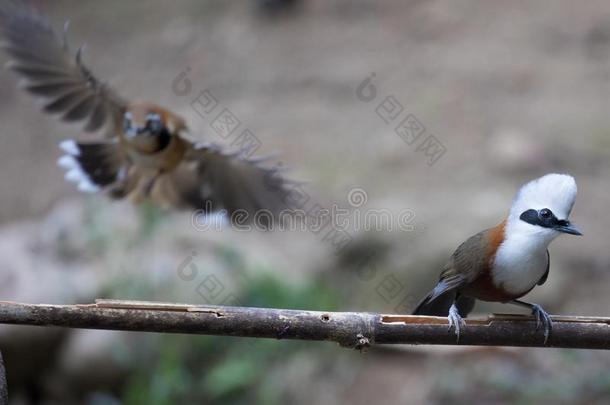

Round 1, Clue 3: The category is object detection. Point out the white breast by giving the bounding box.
[491,232,550,296]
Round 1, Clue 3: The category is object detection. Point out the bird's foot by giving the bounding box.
[531,303,553,345]
[447,303,466,342]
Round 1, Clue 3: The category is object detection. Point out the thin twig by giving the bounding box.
[0,300,608,349]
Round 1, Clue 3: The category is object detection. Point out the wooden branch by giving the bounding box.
[0,300,609,349]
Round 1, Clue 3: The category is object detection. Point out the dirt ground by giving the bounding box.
[1,0,610,404]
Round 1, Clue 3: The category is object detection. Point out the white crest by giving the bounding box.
[509,173,577,222]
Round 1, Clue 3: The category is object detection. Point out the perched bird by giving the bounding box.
[412,174,582,343]
[0,6,297,225]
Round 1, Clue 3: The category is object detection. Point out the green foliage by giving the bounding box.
[119,249,340,404]
[136,202,167,241]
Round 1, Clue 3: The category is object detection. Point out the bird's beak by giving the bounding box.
[554,220,582,236]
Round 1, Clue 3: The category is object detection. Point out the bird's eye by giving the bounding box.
[539,208,552,219]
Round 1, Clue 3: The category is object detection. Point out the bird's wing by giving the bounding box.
[424,273,466,304]
[440,230,492,284]
[0,6,127,135]
[537,249,550,286]
[57,138,130,194]
[150,141,301,225]
[412,230,490,316]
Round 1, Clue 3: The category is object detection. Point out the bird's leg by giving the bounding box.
[447,301,466,342]
[511,299,553,344]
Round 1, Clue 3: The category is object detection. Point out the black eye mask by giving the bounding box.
[520,208,557,228]
[520,208,582,235]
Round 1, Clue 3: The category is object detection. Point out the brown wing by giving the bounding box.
[150,142,301,225]
[440,230,492,284]
[0,6,127,135]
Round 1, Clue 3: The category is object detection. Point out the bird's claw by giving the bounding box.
[448,303,466,342]
[531,303,553,344]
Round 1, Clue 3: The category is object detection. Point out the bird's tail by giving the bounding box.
[412,290,475,317]
[412,290,456,316]
[57,139,125,194]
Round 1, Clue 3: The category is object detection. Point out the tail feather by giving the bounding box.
[58,139,124,193]
[412,290,475,317]
[412,290,456,316]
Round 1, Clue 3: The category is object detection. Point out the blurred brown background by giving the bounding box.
[1,0,610,404]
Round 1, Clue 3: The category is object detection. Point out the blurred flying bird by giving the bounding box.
[0,5,298,225]
[413,173,582,344]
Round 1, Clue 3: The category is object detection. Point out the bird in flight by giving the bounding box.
[0,4,298,226]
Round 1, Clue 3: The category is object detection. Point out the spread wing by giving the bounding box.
[56,137,303,225]
[150,142,302,225]
[0,6,127,135]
